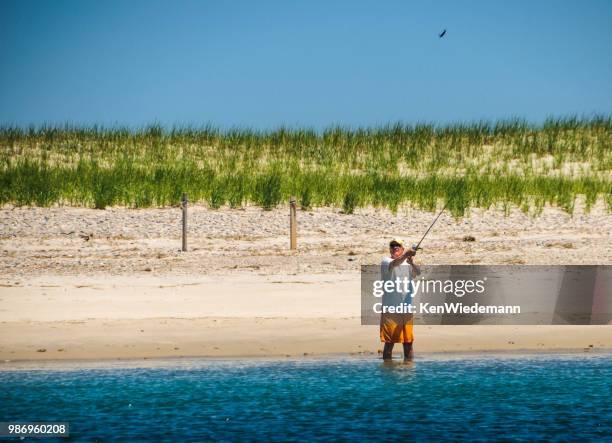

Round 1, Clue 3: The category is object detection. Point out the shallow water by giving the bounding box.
[1,354,611,441]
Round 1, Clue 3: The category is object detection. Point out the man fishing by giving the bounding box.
[380,238,421,361]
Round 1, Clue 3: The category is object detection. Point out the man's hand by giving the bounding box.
[404,249,416,258]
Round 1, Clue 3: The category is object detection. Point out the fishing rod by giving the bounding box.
[412,198,452,253]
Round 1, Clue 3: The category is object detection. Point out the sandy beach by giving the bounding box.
[1,202,611,360]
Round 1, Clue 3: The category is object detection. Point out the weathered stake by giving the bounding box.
[181,193,188,252]
[289,196,297,250]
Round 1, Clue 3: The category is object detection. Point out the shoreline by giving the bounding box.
[2,318,610,362]
[2,349,611,371]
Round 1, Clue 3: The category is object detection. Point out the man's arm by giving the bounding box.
[387,249,416,272]
[408,257,421,278]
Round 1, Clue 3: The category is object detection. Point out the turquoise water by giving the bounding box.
[1,354,611,441]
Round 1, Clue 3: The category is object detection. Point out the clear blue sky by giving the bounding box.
[1,0,611,129]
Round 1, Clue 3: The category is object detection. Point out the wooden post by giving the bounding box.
[289,196,297,250]
[181,193,188,252]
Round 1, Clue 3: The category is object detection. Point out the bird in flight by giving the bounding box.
[438,29,447,38]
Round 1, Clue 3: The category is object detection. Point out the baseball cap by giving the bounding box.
[389,238,405,247]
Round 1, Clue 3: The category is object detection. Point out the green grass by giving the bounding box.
[0,116,611,216]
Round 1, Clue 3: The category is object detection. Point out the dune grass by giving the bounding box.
[0,116,610,216]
